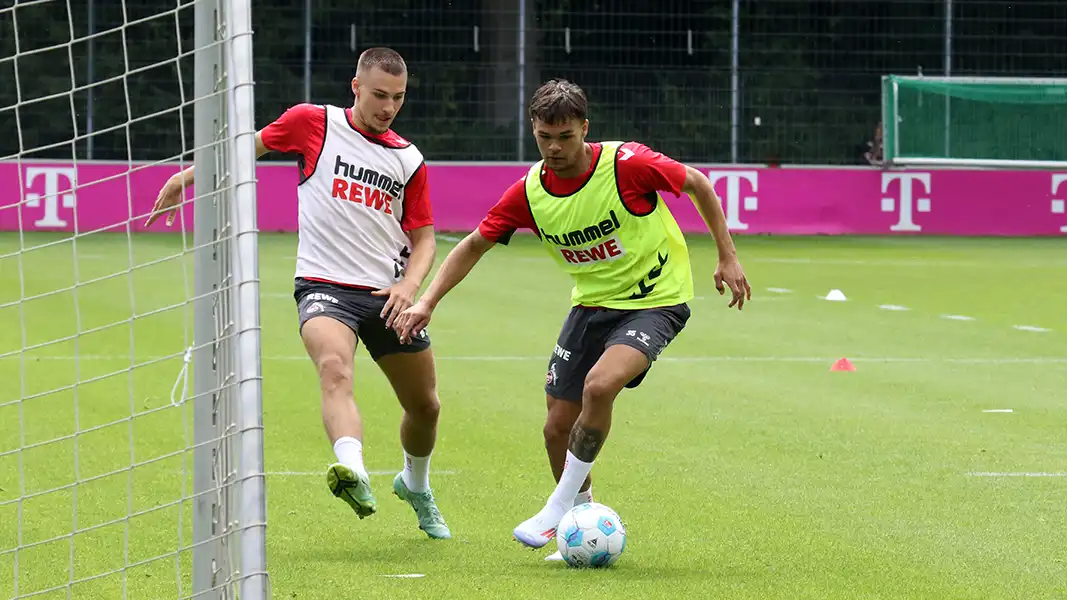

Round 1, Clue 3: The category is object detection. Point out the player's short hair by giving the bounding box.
[357,47,407,77]
[528,79,588,125]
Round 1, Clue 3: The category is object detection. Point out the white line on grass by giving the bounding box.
[256,291,1050,335]
[967,472,1067,477]
[982,409,1013,413]
[300,356,1067,364]
[1013,325,1052,333]
[7,355,1067,364]
[263,292,774,303]
[267,470,457,477]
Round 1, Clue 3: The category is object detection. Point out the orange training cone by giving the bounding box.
[830,358,856,372]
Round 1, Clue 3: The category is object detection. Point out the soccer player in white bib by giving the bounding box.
[146,47,451,539]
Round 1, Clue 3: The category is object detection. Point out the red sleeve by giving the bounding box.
[401,163,433,232]
[615,141,688,213]
[477,177,537,244]
[259,103,326,179]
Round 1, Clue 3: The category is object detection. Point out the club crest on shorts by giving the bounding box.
[305,301,324,315]
[546,361,558,385]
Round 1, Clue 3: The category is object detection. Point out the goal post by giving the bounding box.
[192,0,268,597]
[881,74,1067,169]
[216,0,269,596]
[0,0,267,598]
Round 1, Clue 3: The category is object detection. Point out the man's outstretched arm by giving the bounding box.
[681,165,751,309]
[146,132,271,227]
[148,103,324,227]
[681,165,736,260]
[393,229,496,343]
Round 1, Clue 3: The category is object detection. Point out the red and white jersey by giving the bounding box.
[260,103,433,290]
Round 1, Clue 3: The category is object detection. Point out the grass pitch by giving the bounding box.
[2,231,1066,599]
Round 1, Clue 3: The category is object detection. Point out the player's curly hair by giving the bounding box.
[528,79,588,125]
[357,47,407,76]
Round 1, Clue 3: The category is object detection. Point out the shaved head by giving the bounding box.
[356,47,407,77]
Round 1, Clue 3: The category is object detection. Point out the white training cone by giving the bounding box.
[824,289,847,302]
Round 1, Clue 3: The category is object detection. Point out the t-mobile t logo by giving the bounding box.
[24,166,78,228]
[1051,174,1067,233]
[706,170,758,231]
[881,172,931,232]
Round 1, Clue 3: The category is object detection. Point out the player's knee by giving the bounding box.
[404,390,440,424]
[316,353,352,394]
[543,414,571,447]
[581,372,621,407]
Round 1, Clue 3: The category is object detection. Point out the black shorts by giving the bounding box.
[293,278,431,361]
[544,303,691,402]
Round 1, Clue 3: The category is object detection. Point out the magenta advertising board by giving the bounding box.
[1,160,1065,236]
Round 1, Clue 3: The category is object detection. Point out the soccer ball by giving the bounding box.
[555,502,627,568]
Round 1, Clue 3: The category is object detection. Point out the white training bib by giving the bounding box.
[294,104,424,289]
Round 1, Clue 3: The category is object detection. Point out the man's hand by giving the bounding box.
[388,229,496,344]
[145,133,268,228]
[714,255,752,310]
[145,173,186,227]
[372,279,420,330]
[392,299,434,345]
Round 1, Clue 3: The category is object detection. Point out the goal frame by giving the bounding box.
[880,74,1067,169]
[192,0,267,598]
[2,0,266,596]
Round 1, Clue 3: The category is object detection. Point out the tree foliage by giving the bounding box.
[1,0,1062,164]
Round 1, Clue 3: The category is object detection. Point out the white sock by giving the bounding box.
[333,436,367,476]
[401,451,431,493]
[546,451,594,511]
[574,488,594,507]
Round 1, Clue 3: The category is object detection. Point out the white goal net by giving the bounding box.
[0,0,267,598]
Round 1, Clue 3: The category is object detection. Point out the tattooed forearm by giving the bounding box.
[569,424,606,462]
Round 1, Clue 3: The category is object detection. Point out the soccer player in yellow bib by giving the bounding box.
[393,79,750,551]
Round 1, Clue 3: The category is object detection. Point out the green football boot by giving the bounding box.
[392,473,452,539]
[326,463,377,519]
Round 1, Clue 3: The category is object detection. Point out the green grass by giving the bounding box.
[2,231,1066,599]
